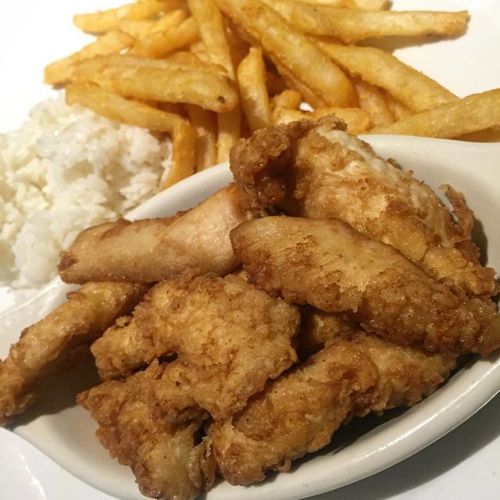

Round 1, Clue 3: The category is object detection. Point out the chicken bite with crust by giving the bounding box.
[91,274,300,420]
[231,216,499,356]
[229,117,496,297]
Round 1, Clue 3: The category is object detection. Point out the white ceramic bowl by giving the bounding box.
[1,135,499,500]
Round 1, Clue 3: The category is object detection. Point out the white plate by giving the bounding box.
[1,136,499,499]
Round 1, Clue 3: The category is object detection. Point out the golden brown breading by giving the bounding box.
[231,216,499,356]
[301,310,457,411]
[92,274,300,419]
[59,184,255,284]
[78,361,214,500]
[211,315,456,486]
[0,282,147,424]
[229,117,496,296]
[210,341,378,485]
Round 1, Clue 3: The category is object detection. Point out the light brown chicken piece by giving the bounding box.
[231,216,499,356]
[59,184,255,284]
[210,340,378,485]
[92,274,299,419]
[0,282,147,424]
[211,314,456,486]
[78,361,215,500]
[229,117,496,297]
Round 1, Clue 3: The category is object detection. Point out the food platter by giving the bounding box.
[1,1,500,499]
[1,136,499,499]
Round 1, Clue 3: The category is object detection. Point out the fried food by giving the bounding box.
[210,340,378,485]
[371,88,500,138]
[59,184,254,284]
[229,118,496,296]
[211,316,456,485]
[78,361,214,500]
[91,274,299,418]
[0,282,147,424]
[231,216,499,356]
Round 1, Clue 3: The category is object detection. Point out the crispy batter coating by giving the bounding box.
[300,310,457,411]
[59,184,255,284]
[92,274,300,419]
[230,118,496,296]
[231,216,499,356]
[211,315,456,486]
[210,341,378,485]
[78,362,215,500]
[0,282,147,424]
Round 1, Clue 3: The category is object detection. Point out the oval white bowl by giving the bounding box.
[1,135,499,500]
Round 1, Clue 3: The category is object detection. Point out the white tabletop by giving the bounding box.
[0,1,499,499]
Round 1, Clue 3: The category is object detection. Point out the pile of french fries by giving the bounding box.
[45,0,500,189]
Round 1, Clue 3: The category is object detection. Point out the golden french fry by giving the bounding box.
[119,19,155,38]
[217,107,242,163]
[163,50,204,66]
[384,92,412,120]
[189,39,211,63]
[215,0,356,107]
[237,47,270,131]
[225,19,250,69]
[186,105,218,169]
[72,55,238,112]
[147,8,188,33]
[271,89,302,110]
[273,107,371,134]
[262,1,468,42]
[44,30,134,85]
[65,82,195,188]
[319,43,456,112]
[73,0,181,34]
[371,89,500,138]
[292,0,389,9]
[354,80,394,126]
[188,0,235,79]
[132,16,199,57]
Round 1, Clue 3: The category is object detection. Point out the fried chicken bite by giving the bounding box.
[211,313,456,486]
[229,117,496,297]
[78,361,215,500]
[59,184,255,284]
[232,216,499,356]
[0,282,147,425]
[210,341,378,485]
[92,274,300,419]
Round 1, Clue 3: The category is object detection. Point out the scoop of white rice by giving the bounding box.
[0,95,172,288]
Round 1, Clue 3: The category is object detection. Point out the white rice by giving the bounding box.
[0,95,172,288]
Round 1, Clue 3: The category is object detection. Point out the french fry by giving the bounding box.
[225,19,250,69]
[384,92,412,120]
[215,0,356,107]
[319,43,457,112]
[189,39,211,63]
[186,105,218,169]
[72,55,238,112]
[237,48,270,131]
[188,0,235,79]
[44,30,134,85]
[217,107,242,163]
[354,80,394,126]
[292,0,389,9]
[147,8,188,33]
[119,19,155,38]
[73,0,181,34]
[371,89,500,138]
[65,82,195,189]
[163,50,204,66]
[271,89,302,110]
[132,16,199,57]
[262,1,468,42]
[273,106,371,133]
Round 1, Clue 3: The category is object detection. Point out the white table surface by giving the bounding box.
[0,1,499,499]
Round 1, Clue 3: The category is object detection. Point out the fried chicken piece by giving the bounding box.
[92,274,300,419]
[59,184,255,284]
[0,282,147,424]
[210,341,378,485]
[300,310,457,411]
[78,361,215,500]
[232,216,500,356]
[230,117,496,296]
[211,315,456,486]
